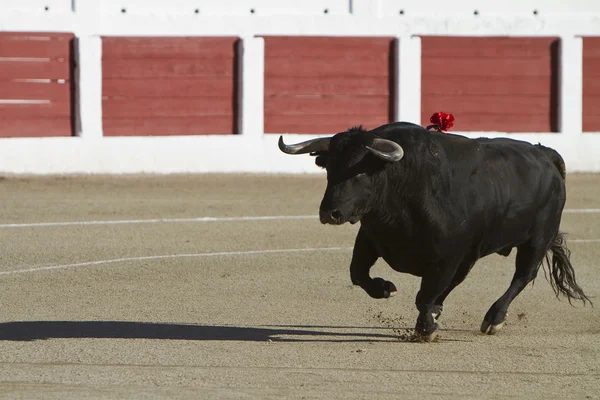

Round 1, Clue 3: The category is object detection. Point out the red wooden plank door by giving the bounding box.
[264,36,395,134]
[421,36,559,132]
[583,37,600,132]
[102,37,239,136]
[0,32,74,138]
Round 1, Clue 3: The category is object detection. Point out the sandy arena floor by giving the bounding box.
[0,173,599,399]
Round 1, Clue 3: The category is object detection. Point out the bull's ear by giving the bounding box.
[312,152,328,168]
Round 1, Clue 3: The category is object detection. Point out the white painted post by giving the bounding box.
[396,35,421,124]
[238,36,264,137]
[75,35,103,138]
[558,36,583,135]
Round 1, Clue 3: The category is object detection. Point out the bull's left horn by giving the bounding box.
[278,136,331,155]
[366,138,404,162]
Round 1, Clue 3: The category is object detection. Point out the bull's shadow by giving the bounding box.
[0,321,402,342]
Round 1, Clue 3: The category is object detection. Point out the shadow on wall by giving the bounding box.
[0,321,401,343]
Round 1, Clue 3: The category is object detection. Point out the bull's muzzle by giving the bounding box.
[319,209,343,225]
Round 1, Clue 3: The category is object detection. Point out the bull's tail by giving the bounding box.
[537,144,566,180]
[544,233,592,305]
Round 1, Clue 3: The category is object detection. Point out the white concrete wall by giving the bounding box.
[1,0,600,174]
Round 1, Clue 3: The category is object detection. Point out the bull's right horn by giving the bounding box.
[278,136,331,155]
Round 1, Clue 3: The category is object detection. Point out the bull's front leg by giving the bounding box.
[350,228,397,299]
[414,265,457,341]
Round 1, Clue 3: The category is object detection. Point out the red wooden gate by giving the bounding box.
[264,36,394,134]
[583,37,600,132]
[0,32,74,138]
[421,36,559,132]
[102,37,239,136]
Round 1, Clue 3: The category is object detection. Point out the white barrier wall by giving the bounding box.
[1,0,600,174]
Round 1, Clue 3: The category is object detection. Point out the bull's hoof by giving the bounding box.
[417,329,439,343]
[414,323,439,342]
[431,305,443,322]
[367,278,397,299]
[480,320,504,335]
[481,307,507,335]
[423,330,439,342]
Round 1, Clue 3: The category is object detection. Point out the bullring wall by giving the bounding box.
[0,0,599,173]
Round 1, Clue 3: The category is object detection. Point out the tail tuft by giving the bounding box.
[545,233,592,306]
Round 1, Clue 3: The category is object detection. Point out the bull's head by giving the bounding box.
[278,128,404,225]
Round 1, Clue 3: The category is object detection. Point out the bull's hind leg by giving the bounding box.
[350,228,397,299]
[481,241,546,335]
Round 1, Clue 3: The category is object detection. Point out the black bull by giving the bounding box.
[279,122,590,340]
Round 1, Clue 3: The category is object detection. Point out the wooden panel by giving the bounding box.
[422,94,551,115]
[422,58,553,78]
[103,78,234,98]
[0,32,73,39]
[265,114,389,134]
[422,37,557,58]
[265,95,389,116]
[265,57,389,78]
[583,37,600,132]
[582,100,600,129]
[0,102,71,118]
[0,117,72,138]
[102,36,239,135]
[583,59,600,77]
[422,113,554,133]
[264,36,394,134]
[0,61,70,80]
[103,116,234,136]
[0,32,74,138]
[102,97,234,118]
[421,36,558,132]
[102,58,234,79]
[0,33,72,59]
[582,37,600,57]
[265,76,389,96]
[264,37,393,57]
[102,37,238,59]
[582,78,600,96]
[0,82,70,101]
[423,76,551,96]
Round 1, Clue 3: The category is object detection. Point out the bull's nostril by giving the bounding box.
[319,208,343,224]
[331,209,342,221]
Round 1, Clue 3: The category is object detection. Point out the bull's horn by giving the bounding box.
[278,136,331,155]
[366,138,404,162]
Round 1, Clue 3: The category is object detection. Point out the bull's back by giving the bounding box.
[452,137,565,255]
[371,127,566,259]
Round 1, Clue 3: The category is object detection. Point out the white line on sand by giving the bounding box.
[1,208,598,229]
[0,215,316,228]
[0,247,352,276]
[2,237,597,276]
